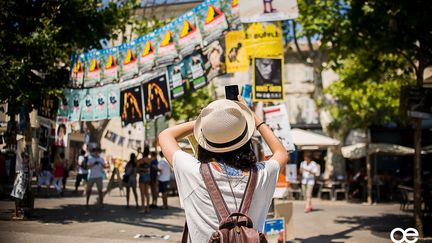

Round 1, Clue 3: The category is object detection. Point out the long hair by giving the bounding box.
[197,140,257,171]
[129,153,136,167]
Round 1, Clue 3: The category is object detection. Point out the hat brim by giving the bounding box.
[194,101,255,153]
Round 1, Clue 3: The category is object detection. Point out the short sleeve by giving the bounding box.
[172,150,202,208]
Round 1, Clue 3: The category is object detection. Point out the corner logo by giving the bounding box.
[180,20,196,38]
[390,228,419,243]
[205,5,222,24]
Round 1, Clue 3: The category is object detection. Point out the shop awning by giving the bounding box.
[341,143,417,159]
[291,128,340,150]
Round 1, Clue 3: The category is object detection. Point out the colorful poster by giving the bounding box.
[68,89,83,121]
[155,22,178,67]
[119,42,139,82]
[167,59,189,99]
[70,53,85,88]
[196,0,228,46]
[264,218,286,243]
[286,164,297,183]
[55,117,69,147]
[203,37,226,81]
[221,0,242,30]
[80,89,94,121]
[241,84,253,108]
[225,31,249,73]
[184,48,208,90]
[261,105,295,156]
[58,89,70,118]
[175,9,202,58]
[253,57,284,101]
[100,47,119,85]
[142,73,171,120]
[107,85,120,119]
[83,50,101,87]
[238,0,299,23]
[92,86,108,120]
[244,22,283,59]
[120,85,144,126]
[137,33,156,74]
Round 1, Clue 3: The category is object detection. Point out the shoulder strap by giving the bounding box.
[200,163,230,221]
[181,221,188,243]
[239,166,258,214]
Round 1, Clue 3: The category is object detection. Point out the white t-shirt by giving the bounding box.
[173,150,280,243]
[77,155,88,175]
[300,161,319,185]
[87,155,106,179]
[158,159,171,182]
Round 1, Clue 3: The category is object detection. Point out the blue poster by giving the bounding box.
[83,50,102,87]
[58,89,71,118]
[264,218,285,243]
[92,86,108,120]
[107,84,120,119]
[119,42,139,82]
[80,89,93,121]
[69,89,83,121]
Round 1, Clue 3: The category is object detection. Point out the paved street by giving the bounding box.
[0,182,425,243]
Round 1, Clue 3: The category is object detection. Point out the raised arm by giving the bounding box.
[158,121,195,166]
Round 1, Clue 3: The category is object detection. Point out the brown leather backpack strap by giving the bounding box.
[239,166,258,214]
[200,163,230,221]
[181,221,188,243]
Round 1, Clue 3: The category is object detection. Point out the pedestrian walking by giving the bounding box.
[158,97,288,242]
[300,152,320,213]
[137,146,151,213]
[74,150,88,194]
[86,147,106,207]
[123,153,139,208]
[157,152,170,209]
[37,151,52,197]
[149,151,158,208]
[52,154,65,196]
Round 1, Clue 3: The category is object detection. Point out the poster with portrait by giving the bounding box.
[68,89,83,121]
[137,33,156,74]
[100,47,119,85]
[203,37,226,81]
[155,22,179,67]
[70,53,85,88]
[264,218,286,243]
[225,31,249,73]
[238,0,299,23]
[107,85,120,119]
[195,0,228,46]
[80,89,94,121]
[167,59,189,99]
[253,57,284,101]
[286,164,298,182]
[83,50,101,87]
[57,89,70,118]
[119,42,139,82]
[38,123,50,151]
[244,22,283,59]
[120,85,144,127]
[184,49,208,90]
[92,86,108,120]
[174,9,202,58]
[221,0,242,30]
[142,73,171,120]
[55,117,69,147]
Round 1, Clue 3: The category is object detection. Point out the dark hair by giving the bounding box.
[59,152,65,159]
[197,140,257,171]
[159,151,164,157]
[150,151,157,157]
[43,151,49,156]
[57,124,66,135]
[80,150,86,156]
[143,146,150,157]
[129,153,136,167]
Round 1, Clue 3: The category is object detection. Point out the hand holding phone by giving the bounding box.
[225,85,239,101]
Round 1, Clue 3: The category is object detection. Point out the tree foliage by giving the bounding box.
[170,86,215,122]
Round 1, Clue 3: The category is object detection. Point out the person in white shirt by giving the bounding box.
[157,152,171,209]
[74,150,88,194]
[85,147,106,207]
[299,152,320,213]
[158,97,288,243]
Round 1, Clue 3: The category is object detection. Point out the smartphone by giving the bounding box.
[225,85,239,101]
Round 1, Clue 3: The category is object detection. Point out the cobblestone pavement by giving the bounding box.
[0,181,427,243]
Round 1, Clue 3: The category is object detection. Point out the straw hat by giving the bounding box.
[194,99,255,153]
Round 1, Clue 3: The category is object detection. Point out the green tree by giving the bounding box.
[170,86,215,122]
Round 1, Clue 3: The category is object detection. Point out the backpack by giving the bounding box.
[181,163,268,243]
[81,156,89,170]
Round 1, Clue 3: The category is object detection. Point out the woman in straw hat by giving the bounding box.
[159,96,288,242]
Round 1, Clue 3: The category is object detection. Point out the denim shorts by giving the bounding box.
[139,173,150,184]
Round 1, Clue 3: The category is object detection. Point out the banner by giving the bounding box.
[155,22,178,67]
[107,85,120,119]
[80,89,94,121]
[120,85,144,126]
[225,31,249,73]
[221,0,241,30]
[244,22,283,59]
[143,73,171,120]
[100,47,119,85]
[68,89,83,121]
[92,86,108,120]
[70,54,84,88]
[38,96,58,120]
[119,42,139,82]
[137,33,156,74]
[261,105,294,156]
[58,89,70,118]
[253,57,284,101]
[184,49,208,90]
[83,51,101,87]
[196,0,228,46]
[238,0,299,23]
[203,37,227,81]
[174,9,202,58]
[167,59,189,99]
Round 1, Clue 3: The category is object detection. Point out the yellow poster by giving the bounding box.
[244,21,283,59]
[225,31,249,73]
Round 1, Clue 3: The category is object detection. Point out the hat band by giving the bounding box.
[203,124,248,149]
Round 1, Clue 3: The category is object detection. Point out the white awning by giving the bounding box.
[341,143,417,159]
[291,128,340,149]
